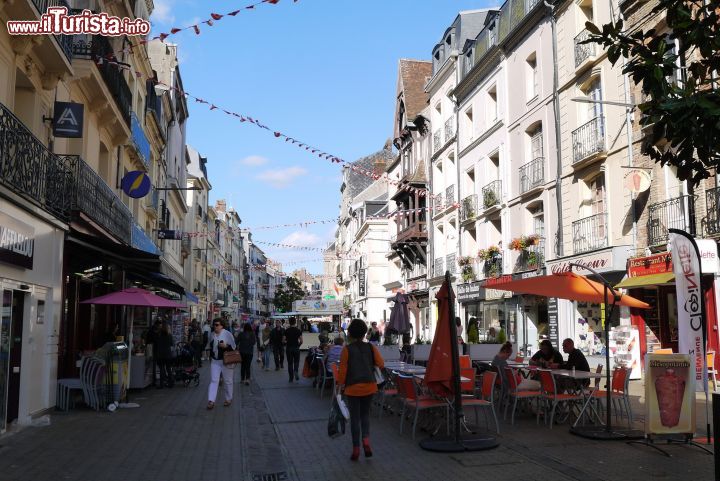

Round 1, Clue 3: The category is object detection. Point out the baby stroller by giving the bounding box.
[174,342,200,387]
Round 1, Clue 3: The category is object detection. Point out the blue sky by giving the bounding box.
[151,0,495,275]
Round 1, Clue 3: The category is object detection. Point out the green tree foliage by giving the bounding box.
[273,276,308,313]
[585,0,720,184]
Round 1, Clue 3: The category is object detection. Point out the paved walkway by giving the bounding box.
[0,359,716,481]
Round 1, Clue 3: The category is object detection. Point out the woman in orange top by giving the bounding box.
[337,319,385,461]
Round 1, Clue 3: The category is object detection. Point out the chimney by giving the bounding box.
[215,199,227,213]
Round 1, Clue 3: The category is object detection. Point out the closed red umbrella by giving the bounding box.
[424,280,455,397]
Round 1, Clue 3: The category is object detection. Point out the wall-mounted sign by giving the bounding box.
[457,281,484,303]
[121,171,151,199]
[645,353,695,435]
[547,297,559,346]
[0,212,34,269]
[52,101,84,138]
[623,169,652,193]
[546,246,630,275]
[695,239,719,274]
[628,252,673,277]
[358,269,366,297]
[157,230,183,240]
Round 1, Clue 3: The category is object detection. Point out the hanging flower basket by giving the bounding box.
[509,235,540,251]
[477,245,501,261]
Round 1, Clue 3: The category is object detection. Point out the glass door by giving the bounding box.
[0,290,11,432]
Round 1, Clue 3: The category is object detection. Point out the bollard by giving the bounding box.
[714,393,719,480]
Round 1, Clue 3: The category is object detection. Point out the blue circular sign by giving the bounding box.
[121,171,151,198]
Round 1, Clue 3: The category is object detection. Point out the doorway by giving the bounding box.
[1,289,25,431]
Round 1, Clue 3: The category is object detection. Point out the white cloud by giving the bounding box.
[240,155,269,167]
[280,231,323,248]
[151,0,175,24]
[255,166,307,189]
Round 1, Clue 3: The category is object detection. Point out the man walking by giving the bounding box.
[270,319,285,371]
[284,317,303,382]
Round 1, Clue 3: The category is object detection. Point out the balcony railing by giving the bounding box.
[514,242,545,272]
[66,155,133,244]
[461,194,477,222]
[444,117,455,144]
[434,257,445,277]
[519,157,544,193]
[0,101,72,221]
[130,111,151,166]
[445,184,456,205]
[572,116,605,164]
[433,129,442,153]
[446,253,457,275]
[483,255,503,278]
[574,29,596,68]
[648,195,695,246]
[704,187,720,237]
[482,180,502,209]
[72,34,131,126]
[572,213,608,254]
[33,0,73,61]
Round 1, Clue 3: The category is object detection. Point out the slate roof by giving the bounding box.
[345,144,395,199]
[398,59,432,122]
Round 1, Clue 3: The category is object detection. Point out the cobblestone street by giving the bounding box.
[0,363,715,481]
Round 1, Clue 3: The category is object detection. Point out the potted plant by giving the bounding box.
[458,256,476,283]
[477,245,501,261]
[483,189,498,208]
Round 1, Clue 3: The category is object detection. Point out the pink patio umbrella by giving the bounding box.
[80,288,185,308]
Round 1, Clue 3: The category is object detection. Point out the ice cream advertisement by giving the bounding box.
[645,354,696,435]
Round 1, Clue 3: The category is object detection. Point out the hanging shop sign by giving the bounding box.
[645,353,696,435]
[458,281,484,303]
[0,212,35,269]
[157,230,184,240]
[545,246,630,276]
[121,171,152,199]
[358,268,366,297]
[623,169,652,193]
[628,252,672,277]
[695,239,719,275]
[52,101,84,138]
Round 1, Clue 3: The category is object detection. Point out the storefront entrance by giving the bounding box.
[1,288,25,431]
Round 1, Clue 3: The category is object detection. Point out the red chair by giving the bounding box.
[591,366,632,426]
[460,367,476,397]
[503,366,541,424]
[461,371,500,433]
[537,370,583,428]
[376,368,398,419]
[459,355,471,369]
[397,375,448,440]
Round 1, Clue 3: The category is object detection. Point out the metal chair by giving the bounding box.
[397,374,448,440]
[462,371,500,433]
[503,366,541,424]
[537,369,583,428]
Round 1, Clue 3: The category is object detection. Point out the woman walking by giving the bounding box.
[236,323,256,385]
[260,321,272,371]
[337,319,385,461]
[206,318,236,409]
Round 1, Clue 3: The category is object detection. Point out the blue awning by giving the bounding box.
[185,291,199,304]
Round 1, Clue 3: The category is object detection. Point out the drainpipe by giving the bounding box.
[545,0,564,258]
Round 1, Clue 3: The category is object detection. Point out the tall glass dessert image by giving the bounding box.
[655,368,685,427]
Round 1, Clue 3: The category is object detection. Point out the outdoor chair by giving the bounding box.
[708,351,717,391]
[318,357,334,399]
[376,368,399,419]
[503,366,541,425]
[460,367,477,397]
[80,357,106,411]
[590,366,632,426]
[459,355,471,369]
[537,369,583,428]
[461,371,500,434]
[397,374,448,440]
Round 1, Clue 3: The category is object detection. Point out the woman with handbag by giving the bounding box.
[206,318,237,409]
[337,319,385,461]
[236,323,256,385]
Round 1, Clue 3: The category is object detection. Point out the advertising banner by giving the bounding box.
[644,353,696,435]
[669,230,707,392]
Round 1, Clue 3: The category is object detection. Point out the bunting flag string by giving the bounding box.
[146,0,296,43]
[247,218,339,230]
[91,49,429,195]
[367,202,461,220]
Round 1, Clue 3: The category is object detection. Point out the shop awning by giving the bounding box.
[185,291,199,304]
[615,272,675,289]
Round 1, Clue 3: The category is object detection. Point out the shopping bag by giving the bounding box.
[327,396,346,438]
[336,394,350,420]
[374,366,386,389]
[223,350,241,366]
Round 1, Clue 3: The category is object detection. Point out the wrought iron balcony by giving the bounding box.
[483,256,503,279]
[433,129,442,153]
[574,29,596,68]
[572,213,608,254]
[444,117,455,144]
[130,111,151,166]
[648,195,695,246]
[514,242,545,272]
[461,194,477,223]
[72,34,131,126]
[519,157,544,194]
[0,101,72,221]
[704,186,720,237]
[65,155,133,244]
[33,0,73,61]
[446,253,457,275]
[445,184,456,205]
[482,180,502,209]
[572,116,605,164]
[434,257,445,277]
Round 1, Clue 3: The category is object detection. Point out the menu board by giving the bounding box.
[645,354,696,436]
[547,297,558,346]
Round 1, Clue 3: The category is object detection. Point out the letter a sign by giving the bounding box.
[53,101,84,138]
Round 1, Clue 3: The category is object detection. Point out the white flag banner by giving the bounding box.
[669,231,706,392]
